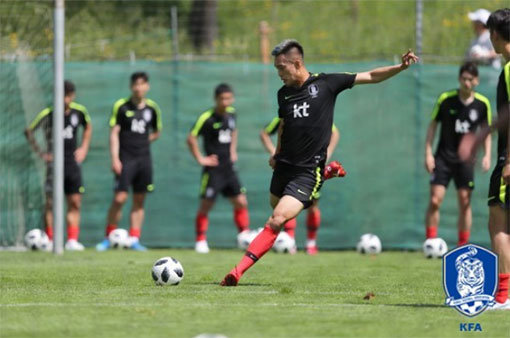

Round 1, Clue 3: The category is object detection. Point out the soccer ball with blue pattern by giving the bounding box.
[151,257,184,286]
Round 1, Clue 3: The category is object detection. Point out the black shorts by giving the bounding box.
[270,161,324,209]
[45,161,84,195]
[488,158,510,208]
[430,156,474,190]
[200,166,244,200]
[115,156,153,193]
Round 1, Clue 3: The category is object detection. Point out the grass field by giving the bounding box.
[0,249,509,338]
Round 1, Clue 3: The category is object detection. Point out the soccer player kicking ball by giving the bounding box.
[260,118,340,254]
[459,8,510,311]
[424,62,492,247]
[221,40,418,286]
[96,72,162,251]
[25,80,92,251]
[187,84,250,254]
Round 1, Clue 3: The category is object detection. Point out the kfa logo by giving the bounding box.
[443,244,497,317]
[293,102,310,118]
[455,119,470,134]
[70,113,79,127]
[143,109,152,122]
[459,323,482,331]
[131,119,146,134]
[308,84,319,98]
[469,109,478,122]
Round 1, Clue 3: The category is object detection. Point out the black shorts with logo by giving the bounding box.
[430,155,474,190]
[115,155,153,193]
[270,161,324,209]
[488,158,510,208]
[45,161,84,195]
[200,165,244,200]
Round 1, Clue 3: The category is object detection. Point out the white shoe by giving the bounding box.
[487,299,510,310]
[65,240,85,251]
[195,240,210,254]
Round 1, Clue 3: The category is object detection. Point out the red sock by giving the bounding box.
[233,225,279,277]
[105,224,117,237]
[196,212,208,242]
[67,224,79,241]
[426,226,437,239]
[129,227,141,239]
[45,225,53,240]
[457,230,470,246]
[495,273,510,303]
[283,219,297,239]
[306,209,321,240]
[234,208,250,233]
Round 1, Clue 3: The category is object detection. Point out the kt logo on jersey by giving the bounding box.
[443,244,497,316]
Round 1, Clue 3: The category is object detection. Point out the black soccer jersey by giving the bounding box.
[191,107,237,167]
[109,98,162,158]
[28,102,90,163]
[496,62,510,159]
[431,89,492,163]
[275,72,355,167]
[264,116,338,136]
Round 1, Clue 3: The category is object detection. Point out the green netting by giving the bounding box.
[0,60,501,249]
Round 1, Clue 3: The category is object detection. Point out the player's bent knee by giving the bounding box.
[268,214,286,231]
[429,196,442,209]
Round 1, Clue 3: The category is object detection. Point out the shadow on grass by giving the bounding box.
[190,282,272,287]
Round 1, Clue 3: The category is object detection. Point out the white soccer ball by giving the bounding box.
[423,238,448,259]
[108,228,130,249]
[151,256,184,286]
[356,233,382,254]
[272,231,296,254]
[237,228,262,250]
[24,229,51,251]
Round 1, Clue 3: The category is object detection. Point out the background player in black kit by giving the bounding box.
[25,80,92,251]
[424,62,491,247]
[260,117,340,254]
[187,84,250,254]
[96,72,162,251]
[221,39,418,286]
[459,8,510,310]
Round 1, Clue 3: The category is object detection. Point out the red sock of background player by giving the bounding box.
[283,219,297,239]
[426,226,437,239]
[46,225,54,241]
[67,224,79,241]
[129,227,141,239]
[232,225,279,278]
[105,224,117,237]
[495,273,509,303]
[457,230,470,246]
[234,208,249,233]
[306,209,321,246]
[195,212,208,242]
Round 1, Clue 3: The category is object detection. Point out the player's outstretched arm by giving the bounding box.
[260,129,276,155]
[326,127,340,161]
[354,50,419,85]
[75,123,92,164]
[424,121,437,174]
[110,125,122,175]
[186,133,218,167]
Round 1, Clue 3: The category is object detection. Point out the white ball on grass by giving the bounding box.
[422,238,448,259]
[24,229,50,251]
[272,231,296,254]
[108,228,130,249]
[151,257,184,286]
[356,233,382,254]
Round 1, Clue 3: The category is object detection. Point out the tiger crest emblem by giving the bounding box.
[443,244,498,317]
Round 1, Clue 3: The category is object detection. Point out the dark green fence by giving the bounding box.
[0,60,501,249]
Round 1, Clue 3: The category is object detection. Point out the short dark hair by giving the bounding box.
[130,71,149,84]
[64,80,75,96]
[271,39,304,59]
[459,62,479,77]
[487,8,510,42]
[214,83,233,97]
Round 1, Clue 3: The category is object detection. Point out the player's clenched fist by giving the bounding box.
[111,158,122,175]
